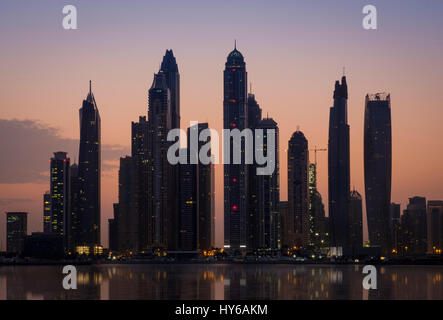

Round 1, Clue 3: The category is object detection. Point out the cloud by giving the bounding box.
[0,119,129,184]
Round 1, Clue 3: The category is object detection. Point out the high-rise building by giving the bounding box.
[247,93,262,250]
[43,191,51,233]
[179,148,199,251]
[364,93,392,255]
[288,130,309,249]
[427,201,443,254]
[147,72,172,249]
[279,201,290,248]
[108,217,118,252]
[191,123,215,251]
[50,151,70,247]
[349,189,363,250]
[328,76,351,256]
[160,49,180,129]
[255,117,280,250]
[401,197,427,256]
[308,163,327,252]
[6,212,27,254]
[160,50,180,252]
[223,44,248,251]
[131,116,149,251]
[78,81,101,249]
[117,156,139,252]
[69,163,81,251]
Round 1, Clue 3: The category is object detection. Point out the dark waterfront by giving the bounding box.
[0,264,442,300]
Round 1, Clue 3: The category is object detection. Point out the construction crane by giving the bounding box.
[310,146,327,167]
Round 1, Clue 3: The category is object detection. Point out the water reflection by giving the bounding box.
[0,264,442,300]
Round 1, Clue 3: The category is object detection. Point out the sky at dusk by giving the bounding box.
[1,0,443,250]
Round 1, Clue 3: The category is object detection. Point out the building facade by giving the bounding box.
[288,130,309,249]
[256,117,280,250]
[50,151,70,247]
[6,212,28,254]
[427,201,443,254]
[77,81,101,249]
[364,93,392,255]
[223,45,248,251]
[349,189,363,251]
[328,76,351,256]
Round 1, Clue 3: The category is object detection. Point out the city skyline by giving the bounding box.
[1,1,443,250]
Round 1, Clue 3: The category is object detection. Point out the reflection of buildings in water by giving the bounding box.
[105,265,216,300]
[0,275,6,300]
[1,266,100,300]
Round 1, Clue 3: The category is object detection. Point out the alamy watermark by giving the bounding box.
[167,121,276,176]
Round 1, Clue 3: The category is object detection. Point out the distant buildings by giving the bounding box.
[77,82,101,250]
[364,93,392,255]
[390,203,401,253]
[6,212,27,254]
[328,76,351,256]
[401,197,427,256]
[288,130,309,249]
[349,190,363,250]
[427,201,443,254]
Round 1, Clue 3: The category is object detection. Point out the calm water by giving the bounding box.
[0,264,442,300]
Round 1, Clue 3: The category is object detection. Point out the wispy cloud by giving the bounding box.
[0,119,129,183]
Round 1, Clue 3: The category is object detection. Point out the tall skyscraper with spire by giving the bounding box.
[223,43,248,251]
[364,93,392,255]
[328,76,350,256]
[77,81,101,250]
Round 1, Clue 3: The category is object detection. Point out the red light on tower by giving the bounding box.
[232,178,237,182]
[232,205,238,211]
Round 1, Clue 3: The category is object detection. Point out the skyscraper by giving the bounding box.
[6,212,27,254]
[43,191,51,233]
[256,117,280,250]
[69,163,81,251]
[117,156,139,252]
[328,76,351,256]
[223,44,248,251]
[131,116,149,251]
[50,152,70,246]
[364,93,392,255]
[179,148,199,251]
[427,200,443,254]
[349,189,363,250]
[160,49,180,129]
[191,123,215,251]
[147,72,171,249]
[78,81,101,249]
[247,93,262,249]
[288,130,309,249]
[308,163,327,252]
[160,50,181,251]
